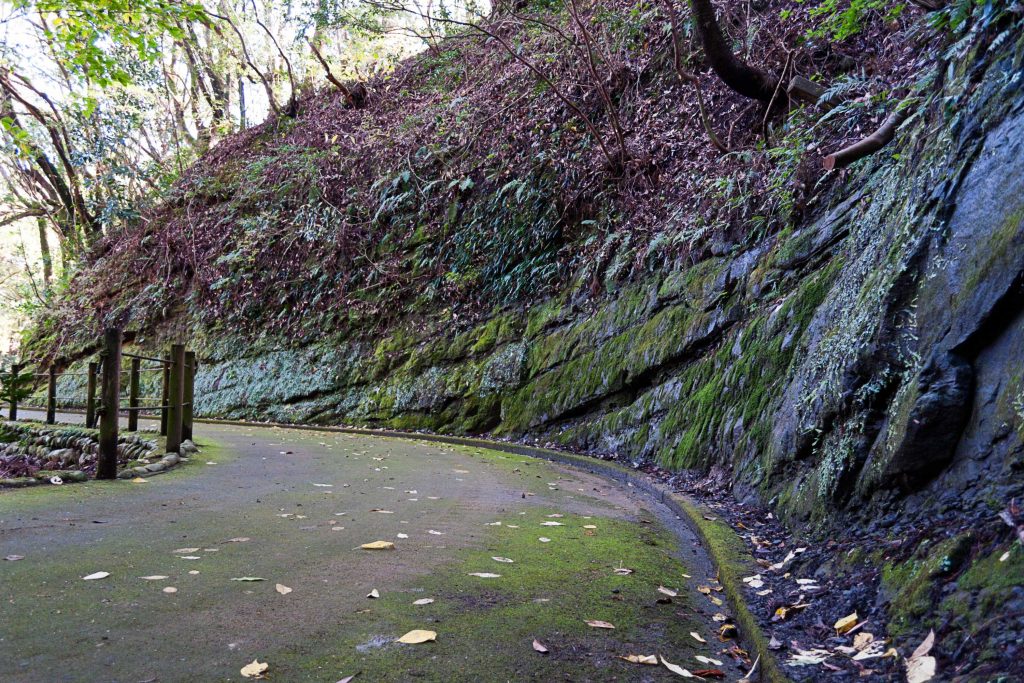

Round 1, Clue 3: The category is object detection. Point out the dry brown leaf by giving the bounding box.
[397,629,436,644]
[853,632,874,651]
[240,660,268,678]
[532,639,549,654]
[619,654,657,665]
[585,619,615,629]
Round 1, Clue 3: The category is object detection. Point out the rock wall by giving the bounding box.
[194,40,1024,528]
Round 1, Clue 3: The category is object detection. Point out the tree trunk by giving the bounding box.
[690,0,777,102]
[36,217,51,291]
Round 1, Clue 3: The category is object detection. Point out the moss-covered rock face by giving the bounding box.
[193,33,1023,530]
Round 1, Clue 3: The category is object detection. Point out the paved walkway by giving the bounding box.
[1,414,727,682]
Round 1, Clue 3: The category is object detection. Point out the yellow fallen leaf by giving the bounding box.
[397,629,436,644]
[276,584,292,595]
[361,541,395,550]
[131,477,147,483]
[619,654,657,665]
[585,619,615,629]
[240,659,268,678]
[697,585,712,594]
[712,613,728,622]
[689,631,706,643]
[709,596,723,606]
[834,612,859,635]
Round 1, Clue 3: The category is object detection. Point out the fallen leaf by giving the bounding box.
[240,659,268,678]
[178,555,201,560]
[173,548,200,553]
[367,589,380,599]
[692,669,725,679]
[370,509,394,514]
[834,612,859,635]
[585,619,615,629]
[83,572,109,580]
[583,525,597,529]
[696,655,723,665]
[853,632,874,651]
[396,533,408,539]
[689,632,707,643]
[697,585,712,594]
[276,584,292,595]
[4,555,24,561]
[188,570,199,575]
[613,567,634,575]
[906,630,937,683]
[774,603,810,621]
[413,598,434,605]
[532,639,549,654]
[660,655,696,677]
[162,586,178,594]
[787,648,831,666]
[231,577,266,582]
[709,596,723,606]
[492,556,515,563]
[541,521,564,526]
[131,477,147,483]
[397,629,436,644]
[360,541,395,550]
[427,530,445,535]
[140,575,169,580]
[712,613,728,622]
[619,654,657,665]
[657,586,678,597]
[468,572,501,578]
[227,537,250,543]
[312,483,333,487]
[719,623,739,640]
[539,537,551,543]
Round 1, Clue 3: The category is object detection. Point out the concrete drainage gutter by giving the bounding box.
[195,417,791,683]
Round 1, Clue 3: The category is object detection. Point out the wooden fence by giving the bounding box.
[1,328,198,480]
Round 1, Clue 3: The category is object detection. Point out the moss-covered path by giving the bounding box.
[1,417,731,682]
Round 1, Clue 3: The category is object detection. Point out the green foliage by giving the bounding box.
[803,0,905,42]
[13,0,209,86]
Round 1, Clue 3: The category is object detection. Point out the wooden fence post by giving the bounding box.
[160,358,170,436]
[166,344,185,453]
[46,366,57,424]
[96,328,122,480]
[183,351,196,442]
[7,362,19,421]
[127,357,140,432]
[85,361,98,429]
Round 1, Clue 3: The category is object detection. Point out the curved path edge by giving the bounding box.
[197,416,791,683]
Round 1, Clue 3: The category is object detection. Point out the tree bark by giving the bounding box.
[690,0,778,102]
